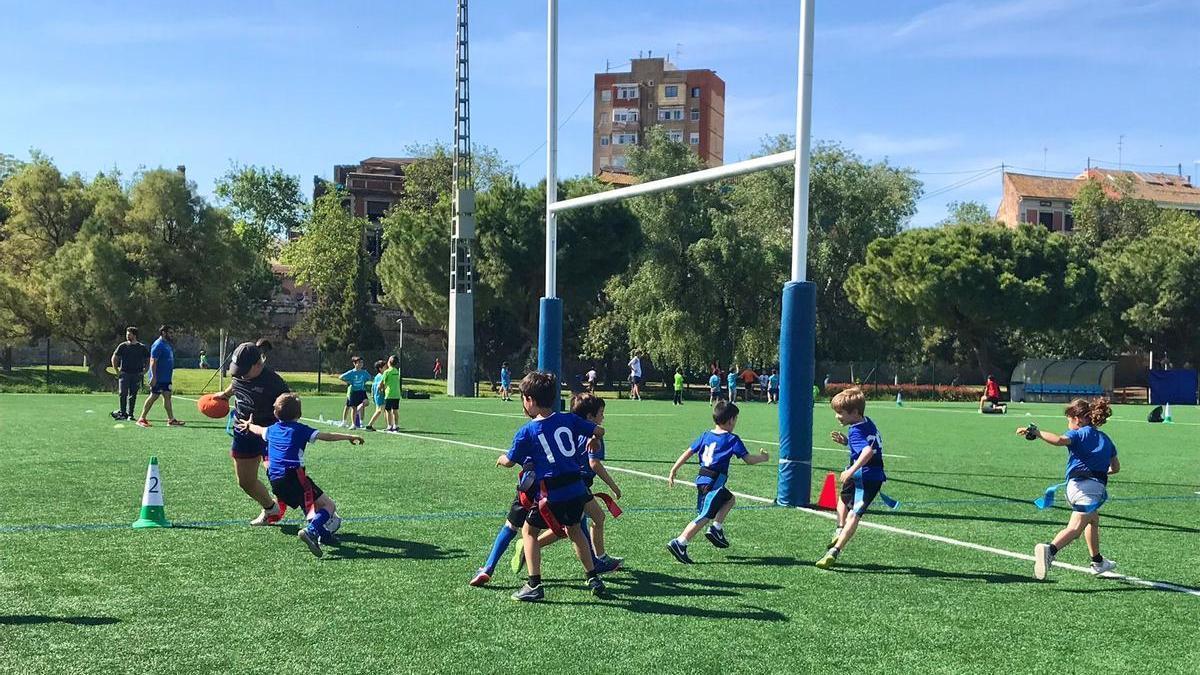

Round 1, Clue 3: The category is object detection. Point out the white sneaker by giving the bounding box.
[1090,558,1117,575]
[250,502,283,526]
[326,513,343,534]
[1034,543,1054,580]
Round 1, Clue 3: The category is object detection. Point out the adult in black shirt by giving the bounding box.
[110,326,150,420]
[212,342,290,525]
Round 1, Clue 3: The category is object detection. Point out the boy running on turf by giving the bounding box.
[816,387,886,569]
[237,393,363,558]
[666,401,769,563]
[499,362,512,401]
[339,356,371,428]
[364,360,386,431]
[496,371,609,602]
[1018,398,1120,579]
[469,460,539,587]
[522,394,624,573]
[382,355,401,432]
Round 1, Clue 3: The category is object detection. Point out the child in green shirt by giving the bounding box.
[381,355,402,433]
[673,368,685,406]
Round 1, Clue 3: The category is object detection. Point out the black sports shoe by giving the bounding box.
[587,576,611,598]
[705,526,730,549]
[512,583,544,602]
[666,539,693,564]
[110,410,122,420]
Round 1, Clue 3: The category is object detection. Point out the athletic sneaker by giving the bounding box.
[468,568,492,587]
[110,410,123,420]
[298,528,324,558]
[167,419,186,427]
[815,550,838,570]
[510,545,525,574]
[597,554,624,570]
[135,418,152,428]
[250,502,283,526]
[587,576,611,598]
[326,513,342,534]
[705,526,730,549]
[512,583,544,602]
[365,426,377,432]
[1090,558,1117,575]
[1034,543,1054,580]
[593,556,622,574]
[666,539,693,564]
[265,500,287,525]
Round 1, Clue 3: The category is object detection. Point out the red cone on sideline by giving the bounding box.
[816,472,838,510]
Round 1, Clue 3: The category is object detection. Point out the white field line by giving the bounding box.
[357,423,1200,598]
[172,396,1199,598]
[900,405,1200,427]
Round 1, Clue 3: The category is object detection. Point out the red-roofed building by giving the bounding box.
[996,168,1200,232]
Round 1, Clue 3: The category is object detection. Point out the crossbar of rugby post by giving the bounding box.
[547,150,797,214]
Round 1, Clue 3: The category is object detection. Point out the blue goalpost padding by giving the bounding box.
[777,280,816,507]
[537,298,563,410]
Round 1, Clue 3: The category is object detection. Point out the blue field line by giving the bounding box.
[0,504,777,535]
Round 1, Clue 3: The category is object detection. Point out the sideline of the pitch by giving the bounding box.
[366,424,1200,599]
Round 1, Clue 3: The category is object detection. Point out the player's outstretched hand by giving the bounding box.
[233,418,249,432]
[830,431,848,445]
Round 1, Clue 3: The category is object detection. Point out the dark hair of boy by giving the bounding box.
[502,361,508,367]
[159,325,170,335]
[387,355,399,368]
[570,392,605,418]
[351,355,362,363]
[519,371,557,408]
[274,393,302,422]
[712,400,739,425]
[126,326,138,337]
[374,359,385,372]
[676,367,682,374]
[256,338,273,353]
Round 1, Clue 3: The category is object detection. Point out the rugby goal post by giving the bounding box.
[540,0,817,506]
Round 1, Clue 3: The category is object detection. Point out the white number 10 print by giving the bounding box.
[536,427,577,464]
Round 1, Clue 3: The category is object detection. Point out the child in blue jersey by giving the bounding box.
[364,359,386,432]
[339,356,371,428]
[726,368,738,403]
[236,393,363,558]
[1018,398,1120,579]
[708,372,721,403]
[767,369,780,404]
[499,362,512,401]
[666,401,770,563]
[817,387,886,569]
[525,394,624,573]
[496,371,609,602]
[469,460,539,587]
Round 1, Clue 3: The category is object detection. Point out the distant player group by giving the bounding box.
[118,330,1123,596]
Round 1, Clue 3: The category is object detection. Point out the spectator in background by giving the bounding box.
[585,366,598,393]
[740,365,759,401]
[433,357,443,379]
[198,349,209,369]
[628,351,644,401]
[823,373,831,392]
[111,326,150,421]
[980,374,1004,413]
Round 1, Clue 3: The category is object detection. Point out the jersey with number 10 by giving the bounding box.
[688,430,749,485]
[506,412,597,500]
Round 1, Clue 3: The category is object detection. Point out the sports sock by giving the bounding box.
[528,575,542,587]
[1091,554,1104,564]
[673,537,687,547]
[484,524,518,573]
[1048,543,1059,556]
[711,522,723,531]
[309,508,331,537]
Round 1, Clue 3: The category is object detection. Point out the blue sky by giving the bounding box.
[2,0,1197,227]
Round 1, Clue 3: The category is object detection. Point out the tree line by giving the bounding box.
[3,136,1194,385]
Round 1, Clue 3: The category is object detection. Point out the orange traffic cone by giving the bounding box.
[816,472,839,510]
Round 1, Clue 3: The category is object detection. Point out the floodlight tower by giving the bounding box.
[447,0,476,397]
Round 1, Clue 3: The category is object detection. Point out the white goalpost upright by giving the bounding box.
[541,0,817,505]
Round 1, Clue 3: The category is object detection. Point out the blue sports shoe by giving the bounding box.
[666,539,693,564]
[593,556,622,574]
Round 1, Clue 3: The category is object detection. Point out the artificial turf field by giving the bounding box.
[2,393,1198,674]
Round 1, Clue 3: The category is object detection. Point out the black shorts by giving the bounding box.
[384,398,400,411]
[270,468,325,510]
[230,427,268,459]
[507,495,533,529]
[526,494,592,529]
[696,482,734,520]
[840,477,883,515]
[985,395,1001,405]
[347,390,368,407]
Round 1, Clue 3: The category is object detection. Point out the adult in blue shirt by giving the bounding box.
[136,325,183,427]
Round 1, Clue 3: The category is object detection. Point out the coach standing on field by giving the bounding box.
[110,326,150,420]
[213,342,291,525]
[136,325,184,427]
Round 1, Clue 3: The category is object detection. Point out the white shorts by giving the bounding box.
[1066,478,1107,512]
